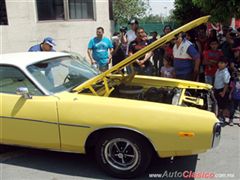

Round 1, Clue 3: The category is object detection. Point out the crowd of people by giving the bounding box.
[28,20,240,125]
[109,20,240,125]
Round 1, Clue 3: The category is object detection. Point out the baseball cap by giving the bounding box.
[43,37,56,47]
[129,19,139,25]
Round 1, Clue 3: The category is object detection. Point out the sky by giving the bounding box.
[149,0,175,16]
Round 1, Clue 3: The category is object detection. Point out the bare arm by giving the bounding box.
[196,41,202,54]
[187,45,200,81]
[87,48,95,64]
[128,52,133,57]
[219,84,228,97]
[120,32,128,45]
[108,48,114,64]
[109,48,114,55]
[193,57,200,81]
[140,51,153,64]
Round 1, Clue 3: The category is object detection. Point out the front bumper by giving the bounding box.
[212,122,221,148]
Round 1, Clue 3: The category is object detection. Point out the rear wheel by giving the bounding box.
[95,130,152,178]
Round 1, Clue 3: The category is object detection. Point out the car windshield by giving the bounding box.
[27,56,99,93]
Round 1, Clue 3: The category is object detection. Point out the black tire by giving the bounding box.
[95,130,152,178]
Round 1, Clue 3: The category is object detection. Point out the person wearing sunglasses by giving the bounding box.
[173,32,201,81]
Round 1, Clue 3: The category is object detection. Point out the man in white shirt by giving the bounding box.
[125,19,139,55]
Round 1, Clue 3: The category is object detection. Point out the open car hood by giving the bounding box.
[73,15,210,93]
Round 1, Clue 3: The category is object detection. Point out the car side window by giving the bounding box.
[0,66,43,96]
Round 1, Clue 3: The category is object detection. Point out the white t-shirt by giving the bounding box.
[126,30,137,55]
[126,30,137,43]
[214,68,231,89]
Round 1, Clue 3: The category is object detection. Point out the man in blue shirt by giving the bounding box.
[87,27,113,72]
[28,37,56,84]
[28,37,56,52]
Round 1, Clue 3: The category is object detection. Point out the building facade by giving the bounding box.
[0,0,114,57]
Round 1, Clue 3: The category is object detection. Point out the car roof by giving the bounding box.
[0,52,69,69]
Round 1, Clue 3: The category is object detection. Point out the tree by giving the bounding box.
[172,0,205,25]
[172,0,240,25]
[192,0,240,23]
[112,0,150,25]
[140,14,163,23]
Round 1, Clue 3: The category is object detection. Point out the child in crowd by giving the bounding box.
[214,57,231,120]
[230,46,240,76]
[229,70,240,125]
[160,55,175,78]
[229,46,240,125]
[203,38,223,85]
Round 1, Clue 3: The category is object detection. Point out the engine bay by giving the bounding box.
[76,73,217,114]
[110,85,175,104]
[110,84,217,114]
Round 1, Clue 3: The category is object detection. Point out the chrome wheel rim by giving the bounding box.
[104,138,139,171]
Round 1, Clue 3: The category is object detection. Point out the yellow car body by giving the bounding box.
[1,75,218,157]
[0,16,221,178]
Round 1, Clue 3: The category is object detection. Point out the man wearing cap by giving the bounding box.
[126,20,138,43]
[125,19,139,54]
[28,37,56,84]
[28,37,56,52]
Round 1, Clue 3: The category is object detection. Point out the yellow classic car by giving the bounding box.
[0,16,221,178]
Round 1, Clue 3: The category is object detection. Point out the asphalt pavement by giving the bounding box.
[0,124,239,180]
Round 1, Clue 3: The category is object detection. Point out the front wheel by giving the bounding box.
[95,131,152,178]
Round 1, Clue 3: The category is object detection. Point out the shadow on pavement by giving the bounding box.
[144,155,198,180]
[1,145,198,180]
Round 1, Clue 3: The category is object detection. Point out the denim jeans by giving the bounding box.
[98,64,109,72]
[230,99,240,119]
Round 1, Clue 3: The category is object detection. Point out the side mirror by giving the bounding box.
[16,87,32,99]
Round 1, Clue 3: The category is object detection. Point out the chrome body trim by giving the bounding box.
[0,116,90,128]
[59,123,90,128]
[212,122,221,148]
[0,142,83,154]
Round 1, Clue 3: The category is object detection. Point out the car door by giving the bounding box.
[0,65,60,149]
